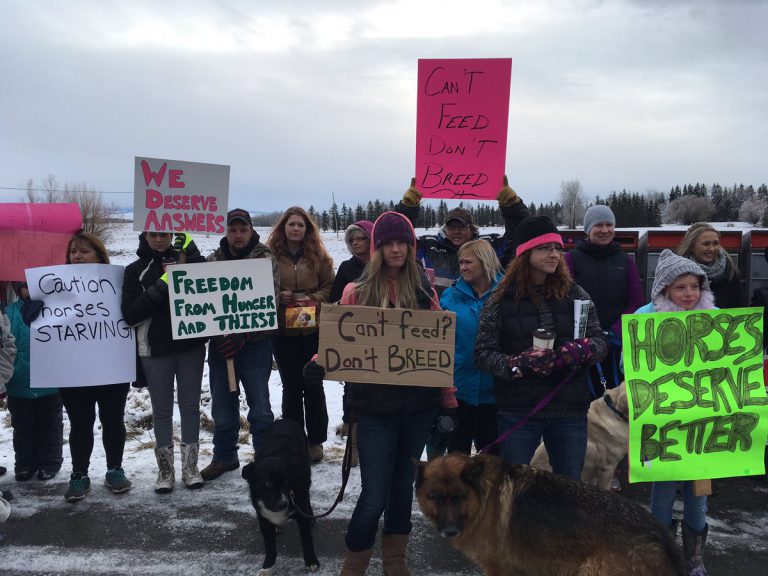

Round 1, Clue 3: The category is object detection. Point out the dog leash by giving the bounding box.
[478,370,576,454]
[602,393,628,422]
[289,415,356,520]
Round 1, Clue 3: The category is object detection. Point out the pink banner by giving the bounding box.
[0,230,72,281]
[415,58,512,200]
[0,203,82,281]
[0,203,82,233]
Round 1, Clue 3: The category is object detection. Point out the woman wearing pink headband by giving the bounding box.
[474,216,608,480]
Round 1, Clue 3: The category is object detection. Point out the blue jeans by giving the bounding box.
[345,408,438,552]
[497,412,588,481]
[208,339,274,462]
[651,481,708,532]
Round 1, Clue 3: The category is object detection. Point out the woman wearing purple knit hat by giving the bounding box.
[304,211,457,574]
[474,216,608,480]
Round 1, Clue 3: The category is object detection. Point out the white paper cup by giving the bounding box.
[532,329,556,350]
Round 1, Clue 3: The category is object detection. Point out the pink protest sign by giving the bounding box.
[415,58,512,200]
[0,203,82,233]
[0,203,82,280]
[133,157,230,234]
[0,230,72,281]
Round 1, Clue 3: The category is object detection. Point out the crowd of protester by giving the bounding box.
[3,179,766,576]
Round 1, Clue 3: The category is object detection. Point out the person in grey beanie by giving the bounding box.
[564,205,643,433]
[635,248,713,576]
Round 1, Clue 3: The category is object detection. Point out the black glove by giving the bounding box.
[173,233,201,260]
[426,408,458,460]
[146,273,169,304]
[21,298,44,325]
[215,333,247,359]
[303,360,326,388]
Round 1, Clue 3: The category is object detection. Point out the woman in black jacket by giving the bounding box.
[121,232,206,493]
[677,222,742,308]
[474,216,608,481]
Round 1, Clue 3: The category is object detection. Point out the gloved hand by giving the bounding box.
[303,360,326,388]
[507,347,557,377]
[146,272,168,303]
[215,333,247,359]
[401,177,422,207]
[553,339,591,370]
[496,175,521,207]
[21,298,45,326]
[426,407,458,460]
[173,233,201,259]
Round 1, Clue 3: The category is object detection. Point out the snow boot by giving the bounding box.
[154,446,175,493]
[682,522,709,576]
[382,533,411,576]
[180,443,204,489]
[339,547,373,576]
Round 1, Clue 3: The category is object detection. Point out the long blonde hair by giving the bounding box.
[492,250,573,305]
[677,222,738,280]
[355,244,432,308]
[267,206,332,272]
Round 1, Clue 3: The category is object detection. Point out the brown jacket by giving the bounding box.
[275,251,334,335]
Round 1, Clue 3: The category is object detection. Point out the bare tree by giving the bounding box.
[663,196,716,225]
[559,179,586,229]
[738,197,766,225]
[23,175,120,240]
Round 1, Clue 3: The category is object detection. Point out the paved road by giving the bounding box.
[1,471,766,575]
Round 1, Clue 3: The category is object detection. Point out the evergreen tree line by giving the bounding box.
[252,181,767,230]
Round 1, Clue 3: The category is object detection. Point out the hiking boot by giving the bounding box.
[15,469,36,482]
[154,446,175,493]
[200,459,239,481]
[37,469,60,481]
[105,468,132,494]
[180,443,204,489]
[309,444,324,464]
[65,473,91,502]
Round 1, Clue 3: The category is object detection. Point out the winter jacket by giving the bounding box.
[439,275,500,406]
[474,283,608,418]
[340,276,456,416]
[121,233,207,357]
[0,303,16,394]
[708,269,742,309]
[207,231,280,342]
[5,300,59,399]
[396,200,530,294]
[329,256,367,303]
[564,240,644,335]
[274,248,334,336]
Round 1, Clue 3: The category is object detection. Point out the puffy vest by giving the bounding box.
[494,286,592,415]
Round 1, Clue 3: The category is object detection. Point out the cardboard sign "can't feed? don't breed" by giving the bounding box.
[317,304,456,388]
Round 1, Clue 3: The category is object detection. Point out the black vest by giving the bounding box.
[568,242,629,331]
[494,285,592,415]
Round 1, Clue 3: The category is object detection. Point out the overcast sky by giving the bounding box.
[1,0,766,213]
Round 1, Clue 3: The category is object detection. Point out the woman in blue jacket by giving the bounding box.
[439,239,503,455]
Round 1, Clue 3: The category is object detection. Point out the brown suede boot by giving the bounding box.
[339,547,373,576]
[382,534,411,576]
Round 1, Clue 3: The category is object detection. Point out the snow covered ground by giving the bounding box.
[2,220,766,576]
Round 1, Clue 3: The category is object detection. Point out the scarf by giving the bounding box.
[688,251,729,283]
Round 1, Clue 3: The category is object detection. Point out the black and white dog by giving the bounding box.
[242,419,320,575]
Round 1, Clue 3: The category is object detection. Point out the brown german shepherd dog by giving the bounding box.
[415,453,684,576]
